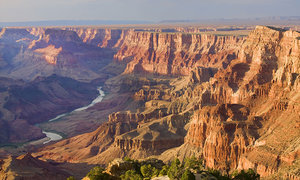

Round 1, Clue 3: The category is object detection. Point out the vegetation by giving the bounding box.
[66,176,76,180]
[181,169,195,180]
[168,158,184,180]
[87,166,113,180]
[140,164,159,179]
[84,156,260,180]
[231,169,260,180]
[120,170,143,180]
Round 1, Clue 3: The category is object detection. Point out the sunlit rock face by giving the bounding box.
[0,26,299,179]
[114,30,243,75]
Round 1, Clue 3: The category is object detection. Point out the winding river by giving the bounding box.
[41,87,105,144]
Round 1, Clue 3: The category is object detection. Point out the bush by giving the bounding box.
[67,176,76,180]
[120,170,143,180]
[141,164,159,179]
[168,158,184,180]
[184,156,203,172]
[232,169,260,180]
[206,168,230,180]
[87,166,112,180]
[181,169,195,180]
[159,165,170,176]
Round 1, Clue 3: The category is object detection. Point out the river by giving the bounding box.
[41,86,105,144]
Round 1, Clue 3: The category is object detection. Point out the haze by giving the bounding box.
[0,0,299,22]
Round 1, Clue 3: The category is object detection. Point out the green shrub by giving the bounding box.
[67,176,76,180]
[207,168,230,180]
[140,164,159,179]
[168,158,184,180]
[87,166,112,180]
[120,170,143,180]
[159,165,170,176]
[184,156,203,172]
[181,169,195,180]
[232,169,260,180]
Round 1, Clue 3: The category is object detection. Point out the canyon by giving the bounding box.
[0,25,299,179]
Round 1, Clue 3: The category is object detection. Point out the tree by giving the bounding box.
[181,169,195,180]
[207,168,230,180]
[168,158,184,180]
[159,165,169,176]
[141,164,159,179]
[87,166,112,180]
[120,170,143,180]
[232,169,260,180]
[67,176,76,180]
[184,156,203,172]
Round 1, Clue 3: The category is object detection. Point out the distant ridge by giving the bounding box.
[0,20,153,27]
[159,16,300,25]
[1,16,300,27]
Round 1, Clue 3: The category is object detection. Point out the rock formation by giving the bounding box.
[34,26,300,179]
[0,75,99,143]
[114,31,243,75]
[0,25,299,179]
[0,153,70,180]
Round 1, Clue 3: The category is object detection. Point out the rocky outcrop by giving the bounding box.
[31,26,300,179]
[0,153,70,180]
[68,28,128,48]
[181,26,300,177]
[185,104,258,169]
[114,31,243,75]
[0,27,115,81]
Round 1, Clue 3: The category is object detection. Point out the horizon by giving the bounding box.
[0,0,299,23]
[1,16,300,27]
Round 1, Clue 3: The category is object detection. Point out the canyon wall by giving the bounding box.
[1,25,299,178]
[114,31,244,75]
[182,26,300,177]
[35,26,300,179]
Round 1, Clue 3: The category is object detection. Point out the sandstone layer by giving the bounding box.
[34,26,300,179]
[114,31,244,75]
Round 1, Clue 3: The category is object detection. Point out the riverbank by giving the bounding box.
[36,86,105,145]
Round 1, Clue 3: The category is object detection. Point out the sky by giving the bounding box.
[0,0,299,22]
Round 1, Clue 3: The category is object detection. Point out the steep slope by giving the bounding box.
[163,26,300,178]
[114,31,244,75]
[34,26,300,179]
[0,153,70,180]
[68,28,128,48]
[0,75,99,144]
[0,28,115,81]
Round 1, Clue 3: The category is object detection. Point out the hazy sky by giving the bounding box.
[0,0,299,22]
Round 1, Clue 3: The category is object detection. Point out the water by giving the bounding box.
[42,86,105,144]
[49,87,105,122]
[42,131,63,144]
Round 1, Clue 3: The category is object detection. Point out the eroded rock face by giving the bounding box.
[0,75,99,143]
[185,104,257,169]
[182,26,300,177]
[0,153,70,180]
[68,28,128,48]
[0,27,116,81]
[33,26,300,179]
[114,31,243,75]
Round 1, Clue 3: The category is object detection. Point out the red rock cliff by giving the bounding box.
[183,26,300,177]
[114,31,244,75]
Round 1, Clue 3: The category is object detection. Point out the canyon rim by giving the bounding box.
[0,15,299,180]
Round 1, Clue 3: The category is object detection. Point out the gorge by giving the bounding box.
[0,25,299,179]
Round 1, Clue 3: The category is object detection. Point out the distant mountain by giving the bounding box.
[159,16,300,25]
[0,20,153,27]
